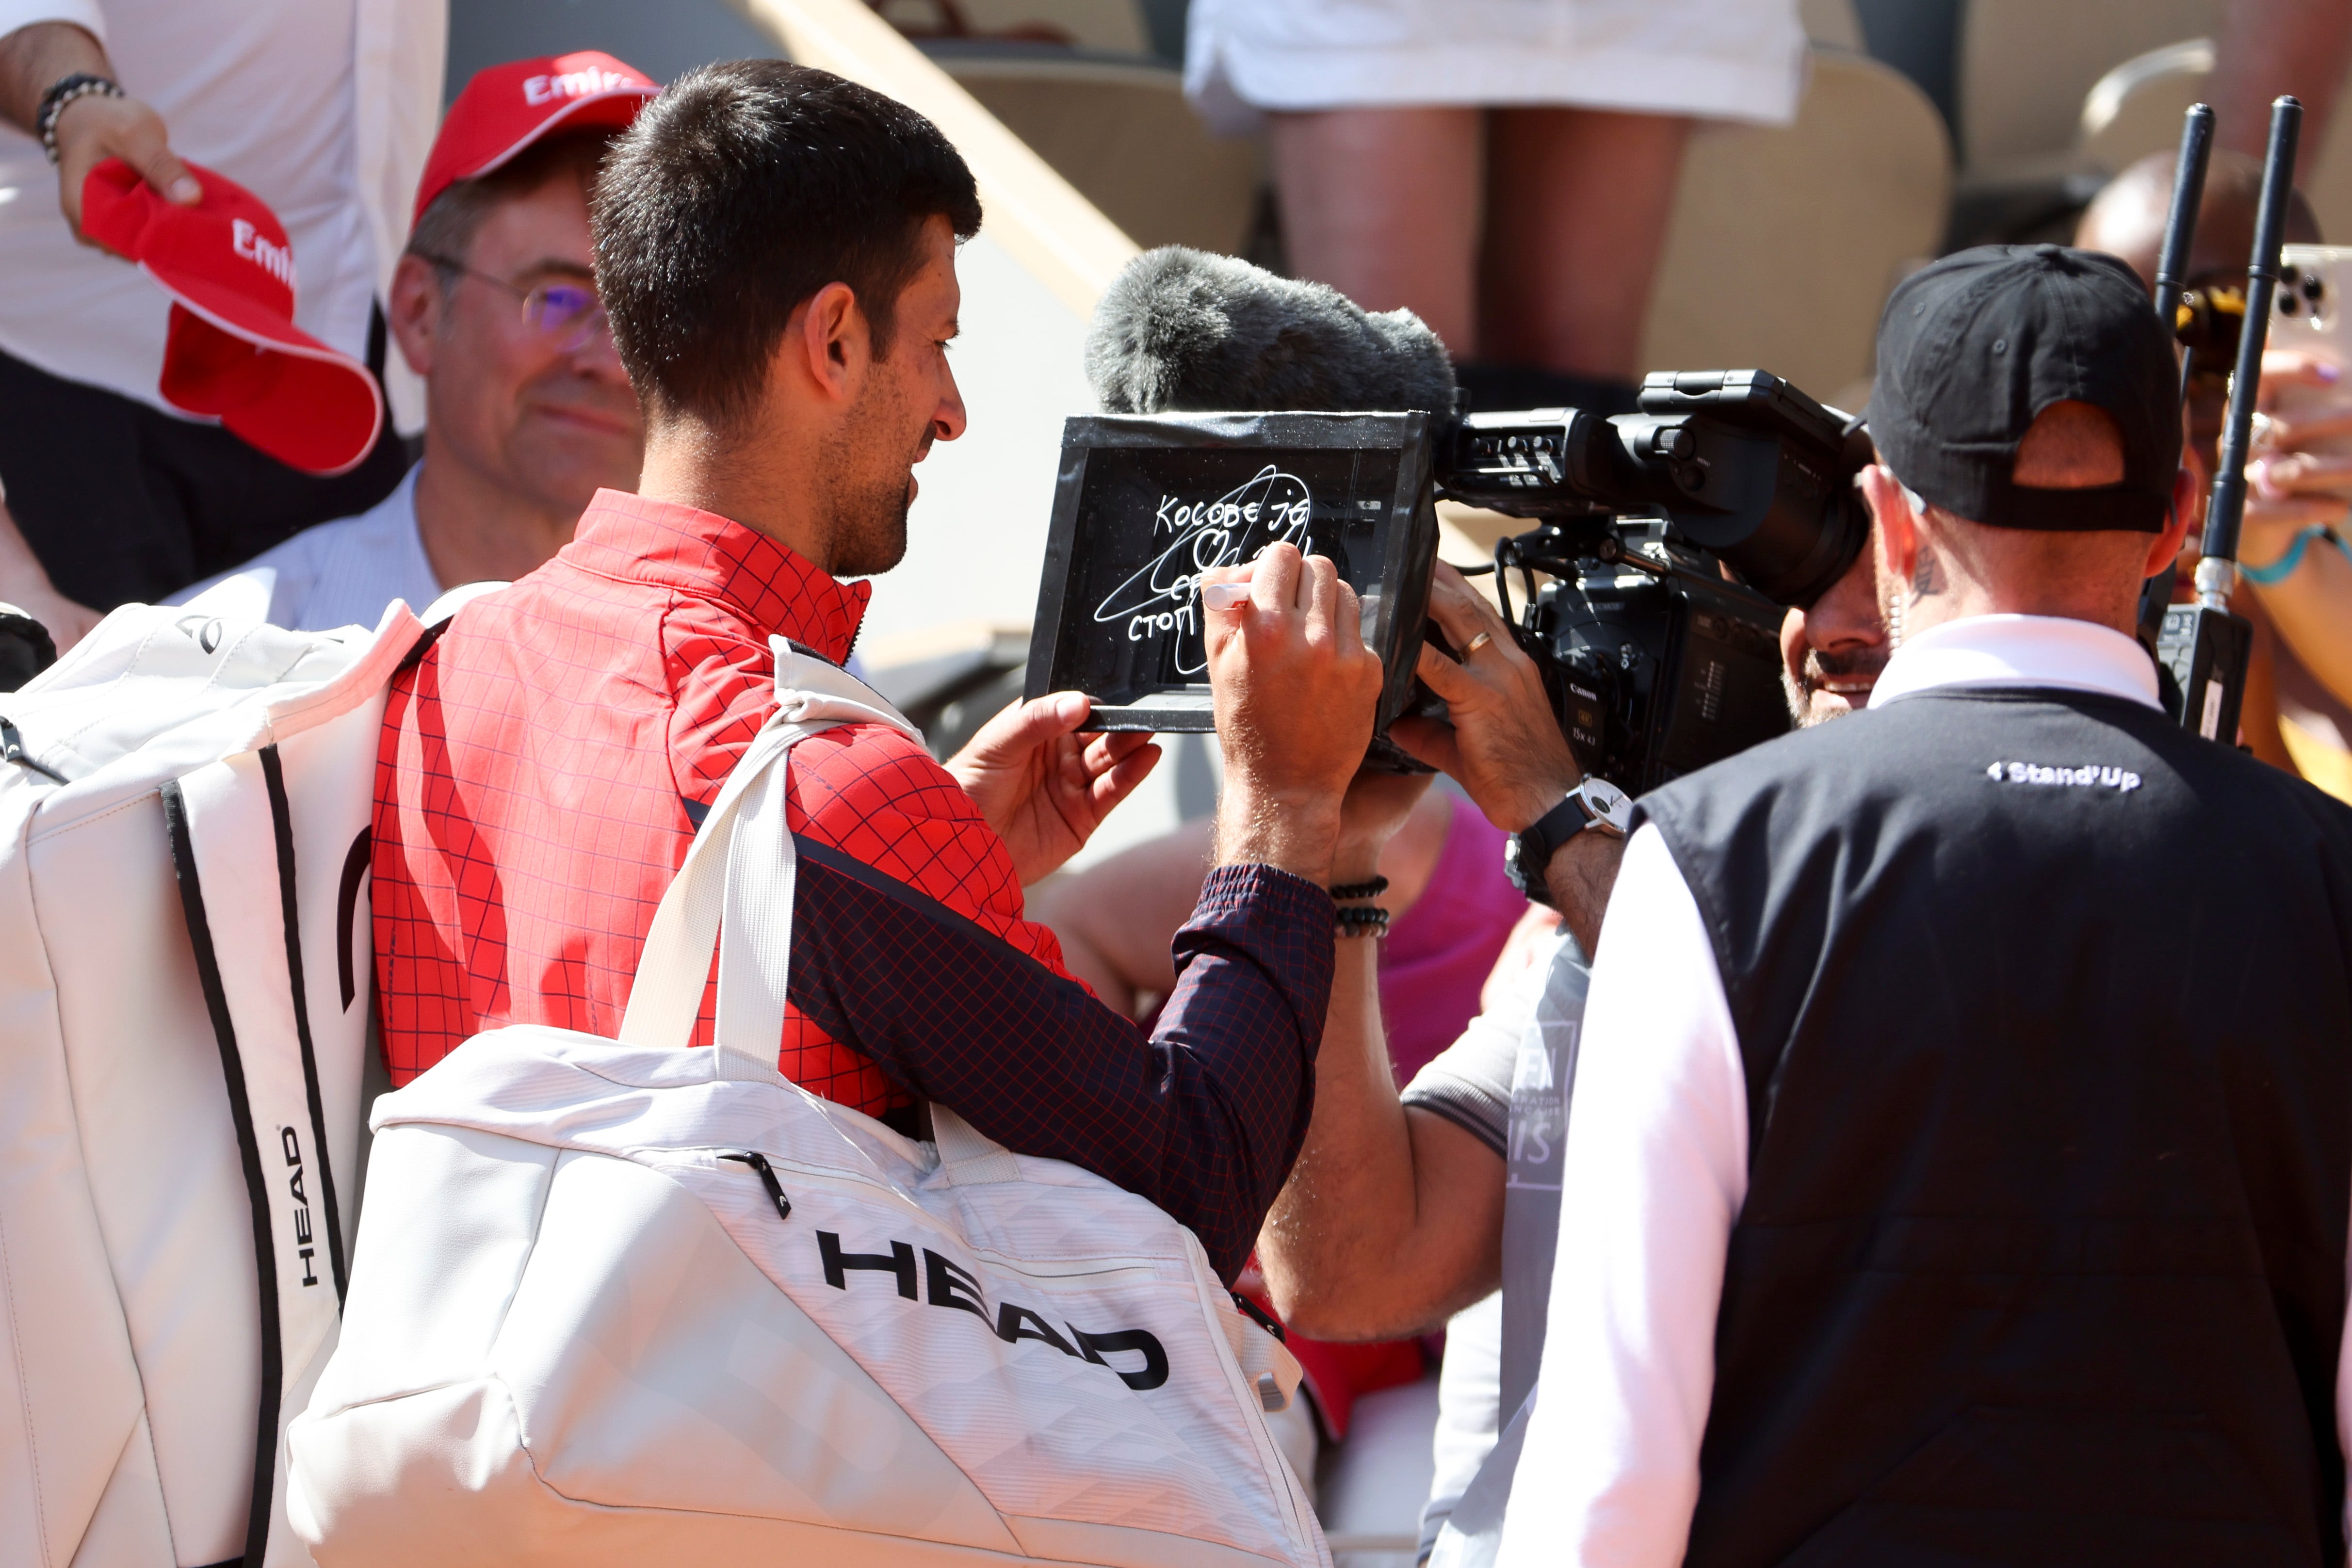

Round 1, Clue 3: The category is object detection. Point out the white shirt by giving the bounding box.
[167,461,438,631]
[1403,930,1583,1554]
[1492,614,2325,1567]
[0,0,441,430]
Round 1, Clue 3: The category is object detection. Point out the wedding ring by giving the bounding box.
[1463,630,1494,657]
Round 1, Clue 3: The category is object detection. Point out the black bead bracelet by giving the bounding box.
[36,74,122,166]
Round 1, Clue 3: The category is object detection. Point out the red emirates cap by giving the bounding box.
[80,159,384,477]
[414,51,659,226]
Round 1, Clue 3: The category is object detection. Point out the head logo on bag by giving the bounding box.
[818,1230,1171,1390]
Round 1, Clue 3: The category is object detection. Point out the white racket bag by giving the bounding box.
[286,648,1327,1568]
[0,590,426,1568]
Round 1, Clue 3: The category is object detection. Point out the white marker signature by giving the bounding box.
[1093,465,1314,675]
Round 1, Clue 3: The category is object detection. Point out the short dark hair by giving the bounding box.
[590,60,983,431]
[406,129,616,287]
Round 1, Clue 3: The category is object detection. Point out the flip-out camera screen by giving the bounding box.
[1027,412,1438,734]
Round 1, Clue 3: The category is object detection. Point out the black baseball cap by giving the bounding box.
[1866,244,2181,533]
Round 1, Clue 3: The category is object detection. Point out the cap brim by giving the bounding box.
[464,86,656,184]
[148,264,384,476]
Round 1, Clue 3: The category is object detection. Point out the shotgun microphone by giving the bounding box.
[1083,245,1457,416]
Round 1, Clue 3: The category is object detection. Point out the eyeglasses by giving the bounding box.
[412,253,610,353]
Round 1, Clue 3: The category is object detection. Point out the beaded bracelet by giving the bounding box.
[1335,905,1391,938]
[1329,875,1389,902]
[36,74,122,167]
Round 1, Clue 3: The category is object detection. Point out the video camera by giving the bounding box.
[1026,367,1873,794]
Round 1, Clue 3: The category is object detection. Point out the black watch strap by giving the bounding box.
[1504,781,1631,907]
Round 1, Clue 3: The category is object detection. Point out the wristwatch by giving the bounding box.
[1504,778,1634,907]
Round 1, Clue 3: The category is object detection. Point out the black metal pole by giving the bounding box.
[2202,95,2303,597]
[2153,103,2215,344]
[2138,103,2216,647]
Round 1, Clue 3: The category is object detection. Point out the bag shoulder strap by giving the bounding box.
[617,639,918,1079]
[929,1103,1023,1185]
[772,639,922,739]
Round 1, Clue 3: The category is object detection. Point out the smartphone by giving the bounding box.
[2266,245,2352,453]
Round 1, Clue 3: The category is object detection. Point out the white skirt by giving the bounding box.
[1184,0,1808,134]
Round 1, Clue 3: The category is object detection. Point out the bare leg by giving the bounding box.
[1478,107,1692,381]
[1266,107,1485,356]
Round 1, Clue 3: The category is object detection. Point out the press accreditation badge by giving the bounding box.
[1507,962,1584,1199]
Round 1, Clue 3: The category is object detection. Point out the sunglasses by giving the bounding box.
[413,254,610,353]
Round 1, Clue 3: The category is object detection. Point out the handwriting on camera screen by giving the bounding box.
[1054,440,1395,705]
[1090,464,1316,675]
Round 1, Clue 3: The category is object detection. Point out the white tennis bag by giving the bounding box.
[286,649,1327,1568]
[0,590,426,1568]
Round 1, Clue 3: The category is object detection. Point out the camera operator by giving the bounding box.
[1255,533,1887,1565]
[372,62,1385,1288]
[1778,519,1892,727]
[1495,244,2352,1566]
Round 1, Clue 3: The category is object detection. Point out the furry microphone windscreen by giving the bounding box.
[1085,246,1456,415]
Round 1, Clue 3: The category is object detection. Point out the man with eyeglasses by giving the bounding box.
[0,0,440,647]
[171,53,652,631]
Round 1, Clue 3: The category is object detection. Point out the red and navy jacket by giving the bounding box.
[371,489,1334,1278]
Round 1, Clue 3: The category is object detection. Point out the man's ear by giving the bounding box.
[388,253,443,378]
[786,281,869,405]
[2146,465,2200,577]
[1778,604,1810,683]
[1860,463,1918,590]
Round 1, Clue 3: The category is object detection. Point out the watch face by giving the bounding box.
[1583,778,1635,832]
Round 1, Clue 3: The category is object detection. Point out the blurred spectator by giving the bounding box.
[0,0,442,641]
[1184,0,1806,412]
[2214,0,2352,159]
[2076,150,2320,306]
[2076,149,2352,788]
[171,55,653,630]
[1032,783,1524,1083]
[2246,360,2352,709]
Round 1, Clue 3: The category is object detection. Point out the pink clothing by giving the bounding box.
[1379,797,1527,1083]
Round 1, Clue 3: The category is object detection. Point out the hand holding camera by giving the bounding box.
[1389,562,1582,833]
